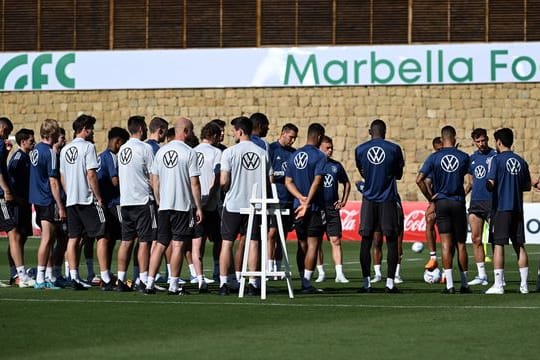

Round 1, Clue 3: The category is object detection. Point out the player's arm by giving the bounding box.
[337,179,351,209]
[220,170,230,193]
[285,176,307,203]
[0,171,13,201]
[50,176,66,220]
[486,179,495,192]
[416,172,434,202]
[87,169,103,205]
[464,174,473,195]
[151,174,160,206]
[191,176,203,224]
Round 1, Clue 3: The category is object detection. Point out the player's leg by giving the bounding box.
[424,202,438,270]
[371,231,383,283]
[468,212,488,285]
[315,237,325,283]
[486,212,507,294]
[35,216,56,288]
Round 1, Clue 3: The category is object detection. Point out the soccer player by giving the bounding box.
[316,135,350,283]
[486,128,531,294]
[210,119,227,152]
[356,119,404,293]
[267,123,298,277]
[0,117,35,288]
[218,116,268,296]
[285,123,327,294]
[191,122,222,292]
[465,128,496,286]
[250,112,270,151]
[116,116,156,291]
[146,117,202,295]
[29,119,65,289]
[417,125,471,294]
[424,137,443,271]
[59,114,110,290]
[146,117,168,154]
[6,128,35,286]
[97,127,130,287]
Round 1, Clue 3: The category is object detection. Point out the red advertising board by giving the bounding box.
[288,201,432,242]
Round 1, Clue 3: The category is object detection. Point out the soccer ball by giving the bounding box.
[411,241,424,253]
[424,268,441,284]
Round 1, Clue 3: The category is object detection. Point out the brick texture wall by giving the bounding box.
[2,84,540,202]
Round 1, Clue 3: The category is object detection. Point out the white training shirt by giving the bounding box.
[194,142,222,211]
[118,138,154,206]
[151,140,201,212]
[221,140,269,213]
[59,137,100,207]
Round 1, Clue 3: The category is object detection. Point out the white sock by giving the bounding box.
[220,276,228,287]
[444,269,454,289]
[477,262,487,279]
[303,270,313,287]
[335,264,344,277]
[188,264,196,277]
[374,264,382,277]
[147,276,155,289]
[139,271,148,284]
[118,271,127,282]
[70,269,79,282]
[519,267,528,287]
[386,278,394,289]
[460,271,468,287]
[197,274,204,286]
[36,266,46,283]
[430,252,436,260]
[64,261,69,277]
[494,269,504,287]
[168,277,179,292]
[235,271,241,282]
[316,264,325,275]
[16,266,25,277]
[395,264,401,277]
[45,267,53,281]
[166,264,171,278]
[100,271,111,283]
[249,278,258,287]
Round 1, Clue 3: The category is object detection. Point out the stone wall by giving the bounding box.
[2,83,540,202]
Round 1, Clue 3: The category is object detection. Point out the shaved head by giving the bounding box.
[174,117,194,141]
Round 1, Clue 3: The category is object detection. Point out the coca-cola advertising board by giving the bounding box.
[288,201,540,244]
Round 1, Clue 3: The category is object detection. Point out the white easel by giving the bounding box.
[238,160,294,299]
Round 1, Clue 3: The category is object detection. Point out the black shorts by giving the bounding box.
[468,200,491,221]
[66,204,107,239]
[221,208,260,241]
[359,200,399,238]
[157,210,194,246]
[491,211,525,246]
[435,199,467,243]
[268,204,294,233]
[14,203,33,237]
[106,205,122,241]
[0,199,17,232]
[294,208,325,240]
[120,202,156,242]
[34,203,61,224]
[193,209,222,242]
[324,206,342,238]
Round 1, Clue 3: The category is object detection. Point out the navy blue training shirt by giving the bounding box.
[420,147,469,201]
[321,158,349,206]
[469,147,497,201]
[268,141,295,204]
[355,138,404,202]
[487,151,530,212]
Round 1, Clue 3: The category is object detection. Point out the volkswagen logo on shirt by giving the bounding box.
[506,158,521,175]
[163,150,179,168]
[323,174,334,188]
[119,147,132,165]
[293,152,308,169]
[30,149,39,166]
[474,165,486,179]
[367,146,385,165]
[242,152,260,170]
[197,152,204,168]
[65,147,78,164]
[441,155,459,172]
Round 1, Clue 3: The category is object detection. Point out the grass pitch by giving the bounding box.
[1,238,539,359]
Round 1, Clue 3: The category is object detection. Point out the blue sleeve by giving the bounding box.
[47,149,59,178]
[337,163,349,184]
[106,153,118,178]
[419,154,433,176]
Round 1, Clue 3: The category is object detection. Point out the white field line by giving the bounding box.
[1,297,540,310]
